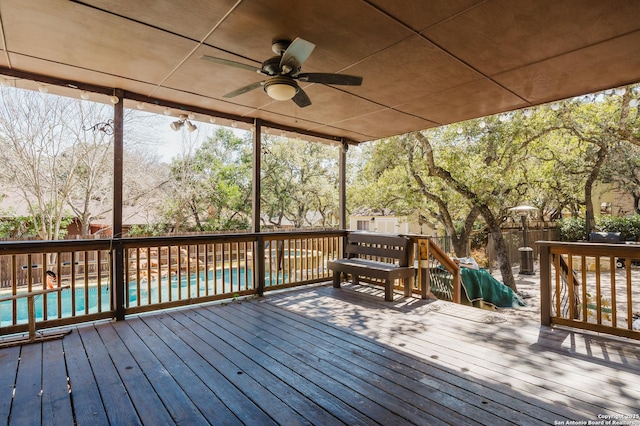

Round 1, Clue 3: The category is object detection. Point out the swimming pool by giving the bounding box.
[0,268,285,326]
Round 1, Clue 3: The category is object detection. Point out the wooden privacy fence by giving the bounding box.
[538,241,640,340]
[487,228,559,265]
[0,250,109,288]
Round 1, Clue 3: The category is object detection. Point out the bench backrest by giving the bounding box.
[345,233,412,267]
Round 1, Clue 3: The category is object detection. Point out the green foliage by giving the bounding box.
[261,136,338,228]
[165,128,252,232]
[127,223,170,237]
[0,215,37,238]
[595,214,640,241]
[557,217,586,241]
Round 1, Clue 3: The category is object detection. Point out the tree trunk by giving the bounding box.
[583,145,607,239]
[481,206,518,292]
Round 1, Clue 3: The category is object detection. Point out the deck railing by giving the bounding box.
[414,238,461,303]
[538,241,640,340]
[0,239,114,335]
[1,230,344,337]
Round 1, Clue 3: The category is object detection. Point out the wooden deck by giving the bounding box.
[1,282,639,425]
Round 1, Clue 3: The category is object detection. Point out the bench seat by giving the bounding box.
[327,233,414,301]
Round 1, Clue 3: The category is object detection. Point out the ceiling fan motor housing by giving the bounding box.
[271,39,291,55]
[261,57,282,76]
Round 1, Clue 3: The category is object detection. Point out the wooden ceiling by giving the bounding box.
[1,0,639,143]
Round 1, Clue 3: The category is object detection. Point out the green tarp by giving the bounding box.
[460,268,526,308]
[429,267,526,308]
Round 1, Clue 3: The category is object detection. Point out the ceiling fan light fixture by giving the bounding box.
[264,77,298,101]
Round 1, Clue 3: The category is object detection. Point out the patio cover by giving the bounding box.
[0,1,639,143]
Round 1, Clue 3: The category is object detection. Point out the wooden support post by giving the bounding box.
[539,243,551,326]
[112,89,125,321]
[27,294,36,342]
[255,235,265,296]
[339,140,347,230]
[252,120,265,296]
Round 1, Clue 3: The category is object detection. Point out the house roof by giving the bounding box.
[1,1,639,144]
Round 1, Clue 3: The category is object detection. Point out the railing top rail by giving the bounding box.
[262,229,347,240]
[0,230,349,255]
[0,239,113,254]
[536,240,640,256]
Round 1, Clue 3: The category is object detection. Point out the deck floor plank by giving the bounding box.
[41,339,74,426]
[196,304,429,425]
[190,306,403,425]
[207,303,483,426]
[62,328,109,426]
[180,310,373,424]
[126,316,240,425]
[158,310,314,426]
[155,312,294,425]
[0,346,20,423]
[10,342,42,425]
[327,294,635,416]
[227,299,549,425]
[256,296,581,423]
[267,285,640,420]
[76,325,142,425]
[168,309,348,426]
[140,313,277,426]
[2,282,639,425]
[94,323,181,425]
[110,320,211,425]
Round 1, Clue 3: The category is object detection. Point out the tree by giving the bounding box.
[261,137,338,228]
[542,85,639,236]
[600,143,640,214]
[0,88,168,238]
[164,128,252,231]
[0,89,80,240]
[407,116,541,292]
[350,137,479,257]
[599,87,640,214]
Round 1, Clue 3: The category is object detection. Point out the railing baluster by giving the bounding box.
[41,253,48,320]
[97,250,102,313]
[626,261,632,330]
[70,252,76,316]
[84,251,90,315]
[553,254,561,318]
[610,257,616,328]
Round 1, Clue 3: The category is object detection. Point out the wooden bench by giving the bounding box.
[328,233,414,301]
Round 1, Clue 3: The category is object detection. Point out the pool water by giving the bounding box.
[1,268,285,326]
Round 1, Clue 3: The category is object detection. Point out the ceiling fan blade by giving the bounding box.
[297,73,363,86]
[280,37,316,71]
[199,55,261,73]
[223,81,264,98]
[292,88,312,108]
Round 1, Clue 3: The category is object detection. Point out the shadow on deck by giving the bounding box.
[1,282,639,425]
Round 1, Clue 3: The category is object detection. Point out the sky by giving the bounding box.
[138,113,251,164]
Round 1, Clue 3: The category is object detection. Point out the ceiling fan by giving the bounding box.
[200,37,363,108]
